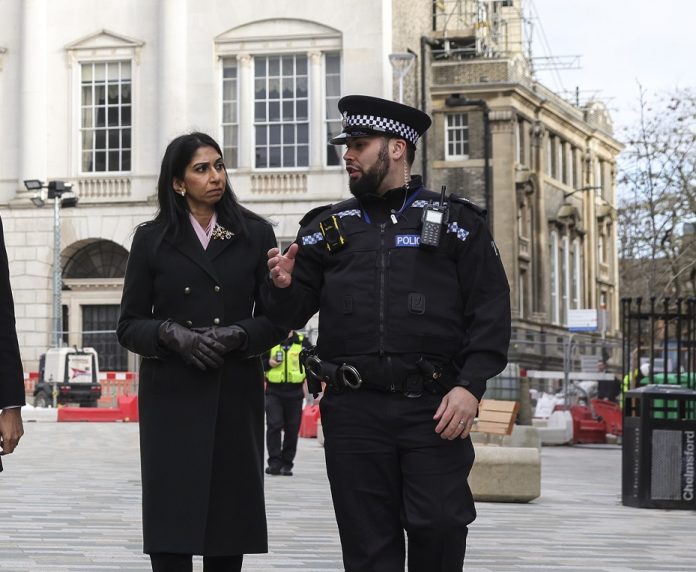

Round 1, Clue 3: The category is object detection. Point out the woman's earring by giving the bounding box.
[178,188,186,197]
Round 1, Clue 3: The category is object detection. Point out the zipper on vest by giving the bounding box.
[378,223,386,356]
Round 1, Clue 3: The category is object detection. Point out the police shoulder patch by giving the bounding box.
[299,204,332,227]
[449,194,487,218]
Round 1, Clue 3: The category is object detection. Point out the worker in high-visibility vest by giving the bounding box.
[263,331,312,476]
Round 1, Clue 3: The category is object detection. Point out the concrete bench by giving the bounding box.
[469,444,541,503]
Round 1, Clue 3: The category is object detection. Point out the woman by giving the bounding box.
[118,132,285,572]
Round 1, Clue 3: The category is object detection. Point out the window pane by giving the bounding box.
[297,145,309,166]
[82,86,92,106]
[95,130,106,149]
[107,107,119,126]
[94,63,106,82]
[95,151,106,171]
[108,129,119,148]
[254,78,266,99]
[296,77,308,98]
[296,100,308,120]
[122,128,131,148]
[82,131,93,151]
[122,150,131,171]
[283,125,294,144]
[81,107,93,128]
[269,57,280,76]
[268,78,280,99]
[223,64,237,79]
[255,146,267,168]
[298,124,308,144]
[95,85,106,105]
[296,57,307,75]
[82,151,93,171]
[108,151,119,170]
[256,126,267,145]
[269,101,280,121]
[269,125,281,145]
[269,146,281,168]
[282,145,295,167]
[282,100,294,121]
[254,101,266,121]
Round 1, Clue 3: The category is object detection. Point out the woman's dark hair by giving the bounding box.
[152,132,264,240]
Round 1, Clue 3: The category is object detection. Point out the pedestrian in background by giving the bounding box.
[0,213,25,472]
[263,330,312,476]
[265,96,511,571]
[118,132,285,572]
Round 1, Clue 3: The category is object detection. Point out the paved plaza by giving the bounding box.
[1,417,694,571]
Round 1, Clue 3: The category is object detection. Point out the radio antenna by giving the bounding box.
[440,185,447,207]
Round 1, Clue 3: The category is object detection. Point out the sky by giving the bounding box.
[528,0,696,133]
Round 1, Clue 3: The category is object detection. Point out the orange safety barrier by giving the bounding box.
[99,372,139,407]
[57,395,139,423]
[299,404,321,438]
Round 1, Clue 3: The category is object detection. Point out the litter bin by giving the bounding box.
[622,385,696,509]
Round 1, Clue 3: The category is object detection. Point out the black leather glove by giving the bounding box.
[194,325,248,354]
[158,320,226,371]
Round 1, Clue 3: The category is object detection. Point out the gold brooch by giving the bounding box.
[212,223,234,240]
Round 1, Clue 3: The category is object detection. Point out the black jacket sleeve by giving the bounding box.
[452,213,511,400]
[0,215,25,409]
[117,226,168,359]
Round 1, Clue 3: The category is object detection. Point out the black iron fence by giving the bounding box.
[621,297,696,391]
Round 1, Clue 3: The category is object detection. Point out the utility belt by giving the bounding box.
[299,347,456,398]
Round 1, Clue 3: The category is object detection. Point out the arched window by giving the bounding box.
[63,240,128,279]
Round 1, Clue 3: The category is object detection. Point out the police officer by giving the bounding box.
[265,95,511,571]
[264,330,311,476]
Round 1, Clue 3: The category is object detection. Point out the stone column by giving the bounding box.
[18,0,47,196]
[157,0,187,151]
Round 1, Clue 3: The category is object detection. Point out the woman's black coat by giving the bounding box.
[117,216,285,556]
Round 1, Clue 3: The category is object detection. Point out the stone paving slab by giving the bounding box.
[0,422,694,571]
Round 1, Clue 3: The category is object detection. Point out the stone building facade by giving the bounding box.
[1,0,620,376]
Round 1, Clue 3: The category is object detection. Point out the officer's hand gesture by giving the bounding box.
[267,243,298,289]
[433,386,479,440]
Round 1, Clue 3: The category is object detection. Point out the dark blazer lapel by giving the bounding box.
[206,219,242,261]
[166,223,222,283]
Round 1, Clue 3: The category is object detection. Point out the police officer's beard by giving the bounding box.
[348,142,391,199]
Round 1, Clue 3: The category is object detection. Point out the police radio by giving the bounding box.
[420,186,449,248]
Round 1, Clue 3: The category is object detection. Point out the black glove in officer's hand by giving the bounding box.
[194,325,248,354]
[158,320,226,371]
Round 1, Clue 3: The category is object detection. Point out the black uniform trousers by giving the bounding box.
[320,387,476,572]
[265,383,304,470]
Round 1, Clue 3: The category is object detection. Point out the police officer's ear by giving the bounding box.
[389,138,408,163]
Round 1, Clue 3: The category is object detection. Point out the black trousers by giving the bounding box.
[149,553,242,572]
[320,388,476,572]
[265,383,304,470]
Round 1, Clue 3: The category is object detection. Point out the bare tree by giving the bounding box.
[618,86,696,299]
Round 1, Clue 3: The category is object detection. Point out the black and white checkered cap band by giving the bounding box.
[344,114,420,146]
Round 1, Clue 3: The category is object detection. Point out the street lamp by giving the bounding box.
[23,179,78,348]
[388,52,416,104]
[445,94,492,228]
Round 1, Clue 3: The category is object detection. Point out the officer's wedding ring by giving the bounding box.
[458,421,465,425]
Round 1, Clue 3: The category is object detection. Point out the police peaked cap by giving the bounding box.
[329,95,432,148]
